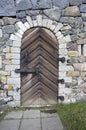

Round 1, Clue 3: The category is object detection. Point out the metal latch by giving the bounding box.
[15,67,39,74]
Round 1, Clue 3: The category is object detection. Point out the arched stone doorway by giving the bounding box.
[21,27,58,106]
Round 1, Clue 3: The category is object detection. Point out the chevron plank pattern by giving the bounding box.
[21,27,58,106]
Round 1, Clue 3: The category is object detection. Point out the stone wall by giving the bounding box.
[0,0,86,106]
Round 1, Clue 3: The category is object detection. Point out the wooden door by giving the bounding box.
[21,27,58,106]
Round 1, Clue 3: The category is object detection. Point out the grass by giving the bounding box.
[53,103,86,130]
[0,103,86,130]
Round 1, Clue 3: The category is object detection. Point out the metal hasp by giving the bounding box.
[58,57,65,63]
[58,79,65,84]
[15,67,39,74]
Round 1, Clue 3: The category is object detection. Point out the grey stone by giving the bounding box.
[3,17,16,25]
[23,110,40,119]
[2,25,15,34]
[82,0,86,3]
[44,7,61,21]
[16,0,32,11]
[76,96,86,102]
[60,17,83,28]
[31,0,52,9]
[0,104,8,111]
[0,19,4,26]
[81,13,86,21]
[5,111,23,119]
[0,0,16,16]
[0,120,20,130]
[69,0,82,6]
[42,117,63,130]
[26,10,41,16]
[20,119,41,130]
[2,34,9,41]
[16,11,26,18]
[53,0,69,9]
[80,4,86,13]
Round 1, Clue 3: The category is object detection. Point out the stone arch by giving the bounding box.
[7,15,73,106]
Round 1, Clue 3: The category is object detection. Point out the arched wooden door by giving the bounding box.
[21,27,58,106]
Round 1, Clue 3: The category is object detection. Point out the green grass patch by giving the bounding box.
[53,103,86,130]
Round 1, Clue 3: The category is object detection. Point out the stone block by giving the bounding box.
[0,0,16,16]
[31,0,52,9]
[67,71,80,77]
[13,41,21,47]
[10,47,20,53]
[59,72,66,77]
[2,60,11,65]
[59,49,67,55]
[80,4,86,13]
[7,90,14,95]
[37,15,42,26]
[7,85,13,91]
[54,23,63,33]
[69,0,82,5]
[61,25,72,31]
[78,45,81,56]
[60,17,83,28]
[0,29,2,37]
[26,16,33,27]
[59,43,66,49]
[58,36,66,44]
[33,20,38,27]
[0,19,4,26]
[7,78,20,85]
[44,7,61,21]
[10,34,21,42]
[16,11,26,18]
[5,65,20,71]
[11,60,20,65]
[43,19,48,27]
[16,22,27,32]
[11,71,20,78]
[24,22,30,29]
[83,45,86,56]
[65,35,71,42]
[64,77,72,83]
[3,47,10,53]
[0,77,7,84]
[17,29,24,35]
[15,32,22,38]
[0,56,2,68]
[0,71,10,76]
[26,10,40,16]
[16,0,32,11]
[81,13,86,21]
[6,40,13,46]
[6,53,20,59]
[68,51,78,57]
[53,0,69,9]
[77,38,86,44]
[64,6,80,17]
[3,17,16,25]
[73,63,82,71]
